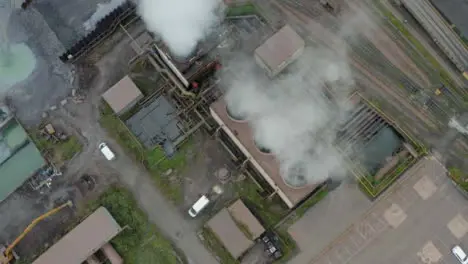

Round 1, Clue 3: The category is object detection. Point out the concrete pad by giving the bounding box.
[417,241,442,263]
[448,214,468,239]
[413,176,437,200]
[383,203,407,229]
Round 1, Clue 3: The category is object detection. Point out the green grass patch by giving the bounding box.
[235,179,289,228]
[145,142,193,204]
[30,132,83,165]
[226,3,257,17]
[84,187,184,264]
[200,227,239,264]
[449,167,468,191]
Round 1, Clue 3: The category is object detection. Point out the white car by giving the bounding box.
[188,195,210,218]
[98,142,116,161]
[452,245,468,264]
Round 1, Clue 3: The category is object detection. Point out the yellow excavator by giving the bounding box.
[0,200,73,264]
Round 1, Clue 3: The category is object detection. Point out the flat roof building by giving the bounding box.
[33,207,122,264]
[102,75,143,114]
[254,25,305,77]
[206,199,265,259]
[210,99,318,208]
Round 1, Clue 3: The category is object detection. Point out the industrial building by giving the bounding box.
[32,207,123,264]
[210,100,318,208]
[206,199,265,259]
[102,75,144,115]
[254,25,305,77]
[0,106,46,203]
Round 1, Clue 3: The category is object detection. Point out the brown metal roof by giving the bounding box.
[102,75,143,114]
[228,199,265,239]
[254,25,305,72]
[32,207,122,264]
[210,99,317,207]
[206,208,254,259]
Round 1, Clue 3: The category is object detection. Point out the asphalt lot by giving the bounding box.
[289,156,468,264]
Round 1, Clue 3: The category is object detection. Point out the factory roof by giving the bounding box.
[0,119,46,203]
[254,25,305,73]
[210,99,318,208]
[228,199,265,239]
[102,75,143,114]
[206,200,264,259]
[33,207,122,264]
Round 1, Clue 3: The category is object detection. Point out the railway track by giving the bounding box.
[400,0,468,71]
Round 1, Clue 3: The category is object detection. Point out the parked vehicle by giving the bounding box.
[452,245,468,264]
[188,195,210,217]
[98,142,116,161]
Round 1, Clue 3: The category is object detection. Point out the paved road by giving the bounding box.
[290,156,468,264]
[57,28,218,264]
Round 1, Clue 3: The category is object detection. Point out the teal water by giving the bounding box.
[0,43,37,93]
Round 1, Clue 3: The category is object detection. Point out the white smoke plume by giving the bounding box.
[222,48,354,185]
[217,6,377,186]
[138,0,225,58]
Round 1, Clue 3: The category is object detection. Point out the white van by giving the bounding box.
[98,142,116,161]
[452,245,468,264]
[188,195,210,217]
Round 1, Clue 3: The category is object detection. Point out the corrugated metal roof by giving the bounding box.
[32,207,122,264]
[228,199,265,239]
[0,119,45,202]
[102,75,143,114]
[254,25,304,72]
[0,142,45,202]
[207,208,254,259]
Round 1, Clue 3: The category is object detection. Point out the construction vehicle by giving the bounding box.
[0,200,73,264]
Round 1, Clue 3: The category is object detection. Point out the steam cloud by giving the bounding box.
[222,48,354,185]
[217,8,374,186]
[138,0,224,58]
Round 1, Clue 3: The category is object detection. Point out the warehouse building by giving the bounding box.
[33,207,123,264]
[0,106,46,203]
[254,25,305,77]
[102,75,143,115]
[206,199,265,259]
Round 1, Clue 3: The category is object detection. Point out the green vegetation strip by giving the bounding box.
[200,227,239,264]
[295,187,328,217]
[235,178,289,228]
[359,157,416,198]
[374,2,468,100]
[99,102,190,204]
[84,187,184,264]
[449,167,468,191]
[31,132,83,163]
[226,3,258,17]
